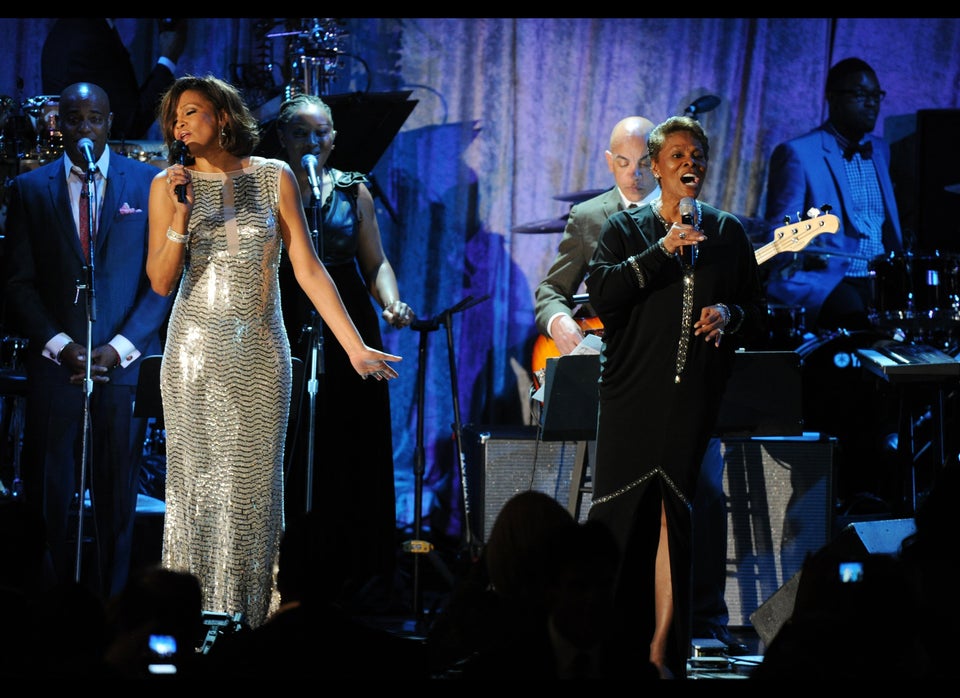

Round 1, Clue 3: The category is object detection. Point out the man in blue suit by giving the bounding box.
[3,82,173,599]
[764,57,903,332]
[764,58,904,509]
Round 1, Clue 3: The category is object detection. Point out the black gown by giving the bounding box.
[585,202,765,678]
[280,169,398,609]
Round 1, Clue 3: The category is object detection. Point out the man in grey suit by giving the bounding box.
[533,116,747,653]
[535,116,659,354]
[3,82,173,598]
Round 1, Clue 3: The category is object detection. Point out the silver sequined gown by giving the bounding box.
[160,158,289,628]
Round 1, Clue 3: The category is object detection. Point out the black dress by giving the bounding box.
[280,169,398,609]
[585,202,765,678]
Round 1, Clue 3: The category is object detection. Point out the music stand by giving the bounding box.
[541,355,600,442]
[713,351,803,437]
[539,355,600,519]
[323,91,418,174]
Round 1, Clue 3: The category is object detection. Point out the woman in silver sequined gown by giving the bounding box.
[146,76,401,629]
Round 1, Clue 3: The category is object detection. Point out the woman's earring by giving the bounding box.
[219,126,227,149]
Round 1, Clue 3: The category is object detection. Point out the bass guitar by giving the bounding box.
[530,212,839,387]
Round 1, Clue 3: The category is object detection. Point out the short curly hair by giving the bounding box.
[647,115,710,162]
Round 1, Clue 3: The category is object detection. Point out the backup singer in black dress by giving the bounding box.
[586,116,765,678]
[275,94,414,611]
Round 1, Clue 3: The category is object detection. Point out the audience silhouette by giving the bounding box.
[100,564,205,678]
[899,459,960,678]
[428,490,659,679]
[6,462,959,679]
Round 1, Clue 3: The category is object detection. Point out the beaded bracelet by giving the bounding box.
[716,303,731,331]
[166,226,188,244]
[657,237,672,257]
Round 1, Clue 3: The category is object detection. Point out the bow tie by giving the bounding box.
[843,140,873,160]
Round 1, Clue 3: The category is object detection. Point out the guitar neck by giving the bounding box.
[753,214,840,266]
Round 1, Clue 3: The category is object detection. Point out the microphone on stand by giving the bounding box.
[170,140,189,203]
[77,138,97,172]
[679,196,697,267]
[301,154,322,203]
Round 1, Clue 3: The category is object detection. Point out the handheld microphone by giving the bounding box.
[679,197,697,267]
[77,138,97,171]
[170,140,189,203]
[301,154,322,203]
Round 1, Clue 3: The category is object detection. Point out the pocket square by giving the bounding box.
[118,202,142,215]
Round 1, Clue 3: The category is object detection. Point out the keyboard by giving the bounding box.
[857,342,960,381]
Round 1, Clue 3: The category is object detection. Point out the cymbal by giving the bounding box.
[553,188,607,203]
[946,182,960,194]
[511,217,568,234]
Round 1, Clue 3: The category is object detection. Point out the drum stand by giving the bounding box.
[406,294,488,628]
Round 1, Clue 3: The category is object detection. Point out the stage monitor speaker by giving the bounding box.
[749,517,916,648]
[722,433,835,628]
[462,424,588,542]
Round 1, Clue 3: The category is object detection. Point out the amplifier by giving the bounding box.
[462,424,588,542]
[722,433,836,627]
[461,425,834,630]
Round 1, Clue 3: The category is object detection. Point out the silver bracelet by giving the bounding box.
[716,303,731,330]
[166,226,188,244]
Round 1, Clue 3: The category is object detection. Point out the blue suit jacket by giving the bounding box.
[763,123,903,325]
[3,152,172,388]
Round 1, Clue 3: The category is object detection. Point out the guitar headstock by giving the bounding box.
[754,210,840,265]
[771,212,840,250]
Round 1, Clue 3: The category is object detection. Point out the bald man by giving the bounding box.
[534,116,658,350]
[532,116,747,654]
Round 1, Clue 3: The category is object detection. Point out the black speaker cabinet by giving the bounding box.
[462,424,588,542]
[722,433,835,628]
[749,517,916,648]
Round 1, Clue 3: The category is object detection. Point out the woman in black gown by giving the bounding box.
[585,116,765,678]
[275,94,414,612]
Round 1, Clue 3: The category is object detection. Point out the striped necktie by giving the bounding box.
[72,165,96,262]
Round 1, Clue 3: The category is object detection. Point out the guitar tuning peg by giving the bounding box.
[820,204,833,213]
[806,207,821,219]
[783,216,791,225]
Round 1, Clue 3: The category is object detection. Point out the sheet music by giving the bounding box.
[570,333,602,356]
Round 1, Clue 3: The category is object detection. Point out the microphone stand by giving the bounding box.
[73,163,98,583]
[302,194,324,512]
[406,294,489,627]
